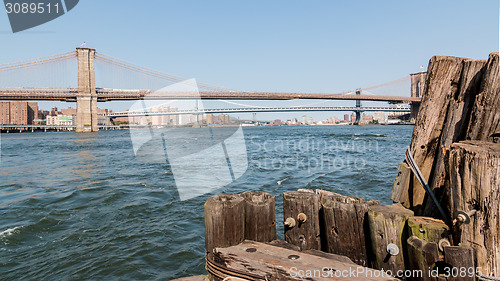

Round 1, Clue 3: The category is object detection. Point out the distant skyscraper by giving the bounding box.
[344,114,350,122]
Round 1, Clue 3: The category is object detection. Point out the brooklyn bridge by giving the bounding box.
[0,47,424,132]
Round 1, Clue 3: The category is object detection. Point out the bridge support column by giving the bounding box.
[354,89,361,125]
[410,102,420,122]
[409,72,427,123]
[76,47,98,133]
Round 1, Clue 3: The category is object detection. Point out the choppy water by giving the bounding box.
[0,125,413,280]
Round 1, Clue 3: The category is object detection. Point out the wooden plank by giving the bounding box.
[241,191,277,243]
[316,189,364,204]
[443,246,475,281]
[283,190,321,250]
[406,236,439,281]
[447,141,500,270]
[320,191,379,267]
[367,204,414,272]
[391,162,412,207]
[209,240,398,280]
[171,275,210,281]
[407,216,450,246]
[204,194,245,253]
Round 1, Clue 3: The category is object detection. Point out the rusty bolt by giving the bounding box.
[454,210,477,225]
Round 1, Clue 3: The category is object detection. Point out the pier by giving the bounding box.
[175,52,500,281]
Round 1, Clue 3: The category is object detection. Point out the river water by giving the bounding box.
[0,125,413,280]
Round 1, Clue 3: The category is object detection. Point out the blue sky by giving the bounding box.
[0,0,498,120]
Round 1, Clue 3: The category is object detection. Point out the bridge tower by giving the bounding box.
[76,47,98,133]
[410,72,427,122]
[354,89,361,125]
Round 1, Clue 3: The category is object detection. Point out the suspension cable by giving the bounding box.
[95,52,236,92]
[0,51,75,69]
[343,76,411,95]
[0,53,75,72]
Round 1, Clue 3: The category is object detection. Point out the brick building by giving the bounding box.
[0,101,32,125]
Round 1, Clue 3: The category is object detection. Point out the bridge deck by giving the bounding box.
[0,88,421,103]
[108,106,411,117]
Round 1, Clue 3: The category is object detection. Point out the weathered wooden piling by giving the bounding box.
[283,190,321,250]
[367,204,414,272]
[406,236,439,281]
[398,56,487,215]
[447,141,500,270]
[406,216,449,246]
[443,246,476,281]
[241,191,276,242]
[204,194,245,253]
[319,189,379,267]
[387,52,500,277]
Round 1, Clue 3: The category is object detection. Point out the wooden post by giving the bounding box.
[283,190,320,250]
[421,58,488,217]
[240,191,276,242]
[407,236,439,281]
[407,216,450,246]
[319,190,379,267]
[367,204,414,272]
[204,194,245,253]
[466,53,500,141]
[393,55,487,215]
[447,141,500,270]
[443,246,476,281]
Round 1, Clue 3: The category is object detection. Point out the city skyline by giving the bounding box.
[0,100,405,129]
[0,1,497,121]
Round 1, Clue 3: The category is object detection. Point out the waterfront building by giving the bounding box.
[28,102,38,125]
[206,113,213,124]
[0,102,10,124]
[374,112,386,123]
[362,113,374,122]
[0,101,31,125]
[46,115,75,126]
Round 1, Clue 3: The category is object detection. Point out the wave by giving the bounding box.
[0,226,22,238]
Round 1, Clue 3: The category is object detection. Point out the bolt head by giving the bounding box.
[438,239,451,252]
[387,243,399,256]
[297,213,307,223]
[284,217,296,228]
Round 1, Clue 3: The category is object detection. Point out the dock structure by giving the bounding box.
[206,240,398,281]
[174,52,500,281]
